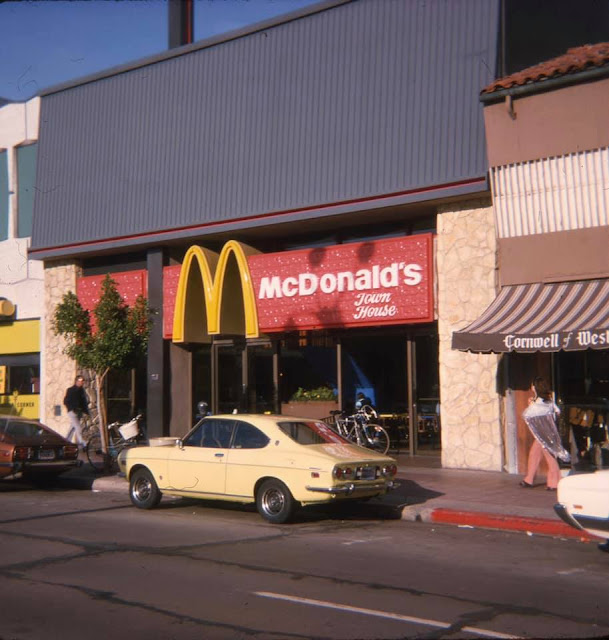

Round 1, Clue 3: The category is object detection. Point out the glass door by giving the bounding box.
[213,341,244,415]
[247,342,276,414]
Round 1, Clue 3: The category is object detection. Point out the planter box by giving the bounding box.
[281,401,340,420]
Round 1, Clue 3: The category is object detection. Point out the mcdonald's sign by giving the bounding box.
[164,234,434,341]
[170,240,261,343]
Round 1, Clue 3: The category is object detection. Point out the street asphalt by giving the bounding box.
[57,450,603,545]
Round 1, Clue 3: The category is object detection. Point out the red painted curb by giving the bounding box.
[430,508,601,541]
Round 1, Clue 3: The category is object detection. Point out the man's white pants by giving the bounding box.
[67,411,85,446]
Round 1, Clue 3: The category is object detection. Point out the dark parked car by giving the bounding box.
[0,416,80,481]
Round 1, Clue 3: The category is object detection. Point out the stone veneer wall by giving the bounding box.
[42,261,82,437]
[437,200,503,471]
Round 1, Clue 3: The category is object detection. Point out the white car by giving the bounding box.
[555,470,609,552]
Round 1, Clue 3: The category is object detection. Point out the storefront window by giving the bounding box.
[3,364,40,394]
[17,143,37,238]
[248,343,274,413]
[555,350,609,470]
[0,150,8,241]
[192,345,212,419]
[414,333,440,450]
[280,332,337,404]
[342,334,407,414]
[0,356,40,419]
[216,343,243,414]
[557,350,609,401]
[0,354,40,395]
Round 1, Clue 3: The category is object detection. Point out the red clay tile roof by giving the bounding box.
[482,42,609,95]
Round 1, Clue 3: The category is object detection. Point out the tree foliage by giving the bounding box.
[53,275,151,450]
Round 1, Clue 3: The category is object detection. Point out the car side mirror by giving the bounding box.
[177,439,184,450]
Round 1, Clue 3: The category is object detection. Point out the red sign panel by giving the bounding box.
[248,234,434,332]
[77,270,148,332]
[162,265,181,339]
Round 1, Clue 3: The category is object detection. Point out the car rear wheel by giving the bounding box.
[129,468,162,509]
[256,479,295,524]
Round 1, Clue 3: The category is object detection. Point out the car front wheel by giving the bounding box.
[256,479,296,524]
[129,468,162,509]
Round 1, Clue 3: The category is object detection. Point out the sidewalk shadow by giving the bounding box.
[390,478,444,506]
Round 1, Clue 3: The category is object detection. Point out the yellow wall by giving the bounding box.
[0,319,40,354]
[0,320,40,419]
[0,394,40,419]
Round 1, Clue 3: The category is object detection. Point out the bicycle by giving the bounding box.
[330,405,390,455]
[86,414,144,473]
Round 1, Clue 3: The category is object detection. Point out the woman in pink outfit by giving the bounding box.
[520,377,562,491]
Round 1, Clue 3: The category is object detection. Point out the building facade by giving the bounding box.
[0,97,42,419]
[454,43,609,473]
[26,1,609,472]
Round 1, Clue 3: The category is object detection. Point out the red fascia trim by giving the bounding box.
[29,177,486,256]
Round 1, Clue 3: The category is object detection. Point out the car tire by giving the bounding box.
[129,468,162,509]
[256,479,296,524]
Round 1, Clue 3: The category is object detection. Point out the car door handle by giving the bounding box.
[215,453,224,458]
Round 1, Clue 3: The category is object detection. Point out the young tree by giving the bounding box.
[53,274,150,453]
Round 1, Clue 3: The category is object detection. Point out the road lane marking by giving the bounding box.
[254,591,518,639]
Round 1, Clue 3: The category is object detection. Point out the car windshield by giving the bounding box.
[278,420,349,445]
[0,419,45,438]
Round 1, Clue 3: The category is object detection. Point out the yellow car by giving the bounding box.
[118,414,399,524]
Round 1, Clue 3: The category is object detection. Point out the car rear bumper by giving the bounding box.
[306,480,399,495]
[0,460,80,476]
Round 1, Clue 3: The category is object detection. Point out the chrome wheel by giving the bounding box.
[256,479,295,524]
[129,468,161,509]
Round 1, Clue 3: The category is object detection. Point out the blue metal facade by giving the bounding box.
[31,0,500,258]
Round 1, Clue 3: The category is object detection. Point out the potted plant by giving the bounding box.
[281,386,339,419]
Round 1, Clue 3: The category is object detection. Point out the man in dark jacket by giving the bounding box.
[64,375,89,448]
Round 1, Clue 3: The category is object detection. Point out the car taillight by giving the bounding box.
[64,445,79,459]
[13,447,32,461]
[333,466,355,479]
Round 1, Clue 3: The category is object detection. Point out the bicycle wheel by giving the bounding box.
[365,424,390,455]
[105,435,130,473]
[86,430,106,473]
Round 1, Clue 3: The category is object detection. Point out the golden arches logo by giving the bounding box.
[172,241,260,343]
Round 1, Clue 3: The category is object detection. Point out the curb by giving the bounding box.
[90,474,127,493]
[403,505,600,542]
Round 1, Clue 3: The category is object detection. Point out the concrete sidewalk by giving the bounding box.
[59,452,600,544]
[391,455,600,543]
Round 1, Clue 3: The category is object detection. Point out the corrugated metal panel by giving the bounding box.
[492,148,609,238]
[32,0,499,253]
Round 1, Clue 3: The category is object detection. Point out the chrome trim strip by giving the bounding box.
[554,503,585,531]
[306,480,399,495]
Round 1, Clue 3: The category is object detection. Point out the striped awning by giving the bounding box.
[452,280,609,353]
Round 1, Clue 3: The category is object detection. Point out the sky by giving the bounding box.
[0,0,321,102]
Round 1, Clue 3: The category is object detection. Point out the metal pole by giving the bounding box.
[407,337,416,456]
[336,338,343,411]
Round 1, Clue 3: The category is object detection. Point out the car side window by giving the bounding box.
[182,420,204,447]
[232,421,269,449]
[200,419,234,449]
[3,420,44,438]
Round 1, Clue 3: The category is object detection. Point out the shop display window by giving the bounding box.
[0,363,40,395]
